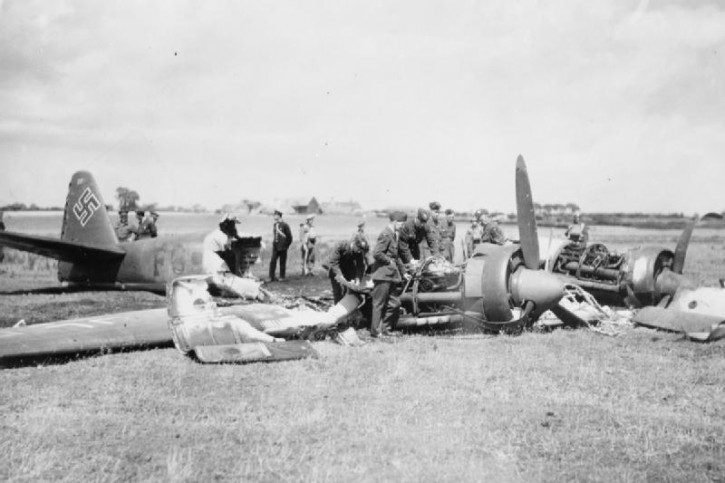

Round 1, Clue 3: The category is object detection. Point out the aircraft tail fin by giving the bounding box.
[60,171,117,247]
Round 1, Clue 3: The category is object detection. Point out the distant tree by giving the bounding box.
[116,187,140,211]
[1,203,27,211]
[565,202,580,213]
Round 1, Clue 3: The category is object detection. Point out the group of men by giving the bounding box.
[200,205,507,340]
[114,210,159,242]
[366,202,507,339]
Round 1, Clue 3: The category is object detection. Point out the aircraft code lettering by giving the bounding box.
[73,187,101,227]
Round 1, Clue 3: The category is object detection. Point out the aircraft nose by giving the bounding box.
[510,268,565,313]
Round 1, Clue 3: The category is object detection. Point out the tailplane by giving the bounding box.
[61,171,117,247]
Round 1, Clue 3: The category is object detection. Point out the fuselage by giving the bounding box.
[58,232,260,292]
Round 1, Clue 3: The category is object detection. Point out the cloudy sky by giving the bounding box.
[0,0,723,214]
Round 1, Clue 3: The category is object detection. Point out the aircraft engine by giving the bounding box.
[397,248,565,333]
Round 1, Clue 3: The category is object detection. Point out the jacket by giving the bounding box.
[272,221,293,251]
[370,226,406,282]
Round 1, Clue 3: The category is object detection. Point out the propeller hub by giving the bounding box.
[510,268,566,314]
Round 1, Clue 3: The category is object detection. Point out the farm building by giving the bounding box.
[289,197,322,215]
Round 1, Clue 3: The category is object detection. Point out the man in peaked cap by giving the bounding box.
[398,207,440,265]
[369,211,409,338]
[269,209,293,281]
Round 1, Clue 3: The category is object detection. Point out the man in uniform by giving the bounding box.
[370,211,409,338]
[423,201,444,258]
[565,212,589,250]
[327,233,369,303]
[269,209,293,281]
[300,214,317,276]
[480,214,506,245]
[202,214,262,300]
[114,211,136,242]
[440,209,457,262]
[399,208,439,265]
[464,211,484,258]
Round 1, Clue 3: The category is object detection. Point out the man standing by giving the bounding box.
[423,201,444,259]
[565,212,589,250]
[464,211,484,258]
[327,233,369,303]
[370,211,409,338]
[398,208,439,265]
[300,214,317,276]
[440,209,457,262]
[269,210,292,281]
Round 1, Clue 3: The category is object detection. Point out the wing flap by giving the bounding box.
[0,231,125,263]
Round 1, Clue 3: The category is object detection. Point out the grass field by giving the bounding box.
[1,225,725,482]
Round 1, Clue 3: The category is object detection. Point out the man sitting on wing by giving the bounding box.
[202,214,263,300]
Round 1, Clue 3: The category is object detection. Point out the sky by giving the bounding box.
[0,0,724,214]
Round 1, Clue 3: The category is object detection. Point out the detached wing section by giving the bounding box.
[0,308,171,367]
[0,231,125,264]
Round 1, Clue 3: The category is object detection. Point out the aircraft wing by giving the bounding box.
[0,308,171,367]
[0,230,125,263]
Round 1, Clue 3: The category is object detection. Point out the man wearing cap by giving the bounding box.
[202,214,263,300]
[115,211,136,242]
[440,209,457,262]
[326,233,369,304]
[300,214,317,276]
[370,211,409,338]
[480,214,506,246]
[398,207,440,265]
[269,210,293,281]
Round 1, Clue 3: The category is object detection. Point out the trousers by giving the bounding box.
[370,281,401,337]
[269,248,288,279]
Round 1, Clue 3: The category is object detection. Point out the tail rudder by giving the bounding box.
[61,171,117,247]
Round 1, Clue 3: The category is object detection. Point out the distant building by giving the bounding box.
[290,197,322,215]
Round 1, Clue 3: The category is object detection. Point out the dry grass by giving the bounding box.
[1,232,725,481]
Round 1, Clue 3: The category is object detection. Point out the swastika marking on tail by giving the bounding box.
[73,187,101,227]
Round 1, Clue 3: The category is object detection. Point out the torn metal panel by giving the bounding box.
[632,306,725,342]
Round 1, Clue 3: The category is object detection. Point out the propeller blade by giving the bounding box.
[672,216,697,274]
[516,155,540,269]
